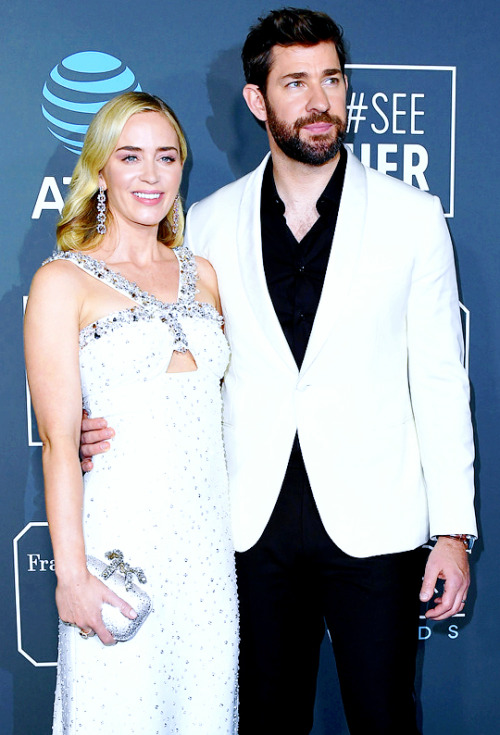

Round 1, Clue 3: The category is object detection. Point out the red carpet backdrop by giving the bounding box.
[1,1,498,732]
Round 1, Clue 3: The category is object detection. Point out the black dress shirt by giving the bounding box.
[261,146,347,369]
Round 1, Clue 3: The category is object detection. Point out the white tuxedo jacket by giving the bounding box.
[185,149,477,556]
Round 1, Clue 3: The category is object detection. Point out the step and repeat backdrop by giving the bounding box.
[1,1,499,732]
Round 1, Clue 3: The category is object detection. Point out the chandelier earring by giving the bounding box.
[171,194,180,236]
[96,186,107,235]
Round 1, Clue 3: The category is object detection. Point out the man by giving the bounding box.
[82,9,476,734]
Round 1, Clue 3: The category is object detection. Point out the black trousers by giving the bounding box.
[236,449,425,735]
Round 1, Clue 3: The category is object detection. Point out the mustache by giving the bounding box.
[294,112,346,131]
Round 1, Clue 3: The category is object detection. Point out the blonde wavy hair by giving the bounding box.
[56,92,188,251]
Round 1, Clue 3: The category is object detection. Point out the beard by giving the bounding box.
[265,101,347,166]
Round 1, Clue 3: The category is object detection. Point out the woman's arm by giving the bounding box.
[24,261,136,644]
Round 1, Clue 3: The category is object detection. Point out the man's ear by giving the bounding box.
[242,84,267,123]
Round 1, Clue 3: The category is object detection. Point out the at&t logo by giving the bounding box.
[41,50,141,154]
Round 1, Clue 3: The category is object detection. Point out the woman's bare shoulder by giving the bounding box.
[29,255,88,301]
[193,255,221,311]
[194,255,217,284]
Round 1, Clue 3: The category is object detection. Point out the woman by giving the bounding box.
[24,92,238,734]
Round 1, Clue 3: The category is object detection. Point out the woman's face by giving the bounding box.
[99,111,182,233]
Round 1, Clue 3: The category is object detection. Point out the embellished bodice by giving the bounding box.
[43,246,229,414]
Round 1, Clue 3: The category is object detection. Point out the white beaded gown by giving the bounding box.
[44,246,239,734]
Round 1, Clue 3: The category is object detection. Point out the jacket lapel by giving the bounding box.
[236,154,298,373]
[300,149,368,375]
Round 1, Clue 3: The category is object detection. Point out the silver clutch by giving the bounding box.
[87,549,152,642]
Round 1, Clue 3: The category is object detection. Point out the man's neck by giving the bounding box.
[269,145,342,242]
[270,145,341,212]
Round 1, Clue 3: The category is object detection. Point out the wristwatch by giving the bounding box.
[438,534,475,552]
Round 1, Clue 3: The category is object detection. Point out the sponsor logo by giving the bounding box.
[418,623,461,640]
[41,51,141,154]
[345,65,456,216]
[13,523,57,666]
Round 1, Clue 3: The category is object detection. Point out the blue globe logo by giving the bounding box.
[42,51,141,154]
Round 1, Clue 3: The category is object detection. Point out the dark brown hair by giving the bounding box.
[242,7,348,93]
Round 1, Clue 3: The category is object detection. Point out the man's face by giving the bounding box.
[263,41,347,166]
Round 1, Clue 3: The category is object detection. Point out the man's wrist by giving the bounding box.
[437,534,475,552]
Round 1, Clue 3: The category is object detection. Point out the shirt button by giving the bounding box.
[298,265,305,273]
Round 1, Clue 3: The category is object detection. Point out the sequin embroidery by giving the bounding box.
[43,245,238,734]
[43,246,224,353]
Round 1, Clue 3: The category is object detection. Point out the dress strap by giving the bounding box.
[43,251,151,305]
[173,246,198,304]
[42,249,196,354]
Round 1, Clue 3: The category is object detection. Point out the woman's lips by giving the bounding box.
[131,191,164,205]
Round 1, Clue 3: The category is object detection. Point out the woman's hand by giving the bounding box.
[56,570,137,645]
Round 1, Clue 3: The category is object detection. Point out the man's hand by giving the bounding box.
[80,410,115,472]
[419,536,470,620]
